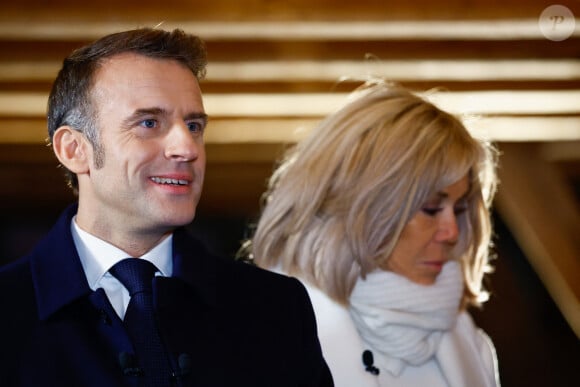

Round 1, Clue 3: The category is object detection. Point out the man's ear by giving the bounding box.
[52,126,91,174]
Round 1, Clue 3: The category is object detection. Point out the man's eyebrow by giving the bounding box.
[185,112,208,121]
[121,109,208,126]
[121,107,167,127]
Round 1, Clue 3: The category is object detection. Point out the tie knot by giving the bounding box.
[109,258,158,296]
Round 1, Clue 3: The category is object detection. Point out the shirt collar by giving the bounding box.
[71,217,173,290]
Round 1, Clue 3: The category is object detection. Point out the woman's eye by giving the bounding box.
[422,207,442,217]
[454,206,468,215]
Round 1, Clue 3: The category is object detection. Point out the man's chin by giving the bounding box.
[157,208,196,228]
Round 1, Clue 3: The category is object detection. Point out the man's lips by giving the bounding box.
[150,176,191,186]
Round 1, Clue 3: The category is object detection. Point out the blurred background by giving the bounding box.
[0,1,578,385]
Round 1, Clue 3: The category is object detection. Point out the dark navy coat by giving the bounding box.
[0,205,333,386]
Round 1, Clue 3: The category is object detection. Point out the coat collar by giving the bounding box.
[30,203,92,321]
[170,226,218,308]
[30,204,219,320]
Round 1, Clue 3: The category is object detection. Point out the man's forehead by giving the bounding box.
[90,53,204,115]
[92,53,199,92]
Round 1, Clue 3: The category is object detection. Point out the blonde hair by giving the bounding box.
[251,82,497,307]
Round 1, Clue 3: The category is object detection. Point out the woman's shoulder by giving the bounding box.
[451,311,501,386]
[299,279,382,387]
[456,311,498,358]
[297,276,355,338]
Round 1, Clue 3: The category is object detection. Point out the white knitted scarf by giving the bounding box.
[349,261,463,377]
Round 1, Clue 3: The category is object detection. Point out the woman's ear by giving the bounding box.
[52,126,91,174]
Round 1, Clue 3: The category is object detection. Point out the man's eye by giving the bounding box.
[140,119,157,129]
[187,120,205,133]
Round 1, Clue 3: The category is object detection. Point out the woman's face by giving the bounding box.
[380,175,469,285]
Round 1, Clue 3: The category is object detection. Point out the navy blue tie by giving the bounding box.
[110,258,172,387]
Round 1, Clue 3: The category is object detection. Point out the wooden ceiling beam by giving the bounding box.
[1,20,579,41]
[1,90,579,117]
[2,59,580,83]
[2,116,579,145]
[2,0,577,22]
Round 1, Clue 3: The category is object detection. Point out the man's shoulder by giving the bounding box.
[176,227,298,281]
[0,255,32,288]
[173,227,308,302]
[222,255,304,293]
[0,256,36,326]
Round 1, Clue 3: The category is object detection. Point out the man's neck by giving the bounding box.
[73,217,173,257]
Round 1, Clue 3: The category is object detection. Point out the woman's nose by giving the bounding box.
[438,212,460,244]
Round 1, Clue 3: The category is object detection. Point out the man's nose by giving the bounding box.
[165,123,200,161]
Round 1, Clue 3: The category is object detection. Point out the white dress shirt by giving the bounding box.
[71,217,173,320]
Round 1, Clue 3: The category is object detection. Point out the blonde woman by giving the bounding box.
[249,83,500,387]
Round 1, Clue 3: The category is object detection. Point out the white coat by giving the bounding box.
[304,280,500,387]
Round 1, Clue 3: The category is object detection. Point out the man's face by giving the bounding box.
[78,53,206,237]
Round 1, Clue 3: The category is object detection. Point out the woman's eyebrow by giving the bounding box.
[434,190,469,202]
